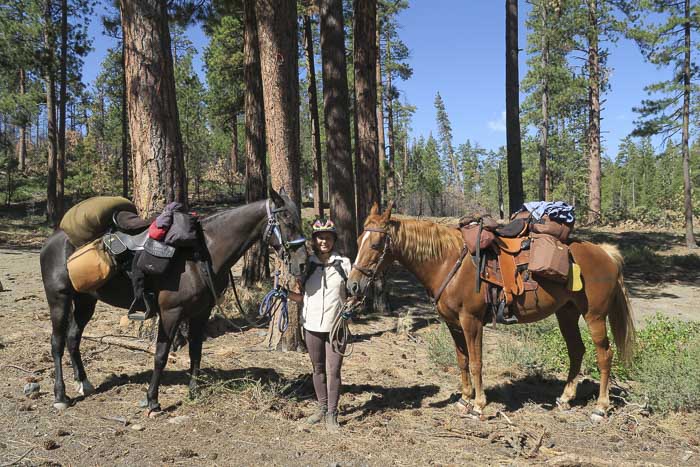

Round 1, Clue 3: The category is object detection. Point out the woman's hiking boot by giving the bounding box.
[305,404,327,425]
[325,411,340,433]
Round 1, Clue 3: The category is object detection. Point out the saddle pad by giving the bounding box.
[568,262,583,291]
[61,196,136,247]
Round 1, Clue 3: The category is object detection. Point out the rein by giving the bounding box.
[353,224,469,308]
[258,271,289,338]
[201,198,306,317]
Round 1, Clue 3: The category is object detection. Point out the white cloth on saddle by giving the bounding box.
[301,252,351,333]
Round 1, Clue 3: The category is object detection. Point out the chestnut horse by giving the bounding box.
[347,203,635,420]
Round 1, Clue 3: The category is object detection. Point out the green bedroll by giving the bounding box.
[60,196,136,247]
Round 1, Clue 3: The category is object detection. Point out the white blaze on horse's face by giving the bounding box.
[354,231,369,267]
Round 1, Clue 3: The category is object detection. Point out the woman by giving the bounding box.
[288,218,351,432]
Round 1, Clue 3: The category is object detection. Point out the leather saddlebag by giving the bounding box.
[528,233,570,283]
[67,238,115,292]
[530,215,573,243]
[461,225,495,254]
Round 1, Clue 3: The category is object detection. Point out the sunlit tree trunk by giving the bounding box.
[319,0,357,258]
[120,0,187,217]
[243,0,268,286]
[256,0,303,350]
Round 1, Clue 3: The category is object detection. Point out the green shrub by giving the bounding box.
[502,313,700,413]
[426,322,456,369]
[620,244,663,268]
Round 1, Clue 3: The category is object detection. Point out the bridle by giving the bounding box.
[352,226,393,283]
[262,198,307,264]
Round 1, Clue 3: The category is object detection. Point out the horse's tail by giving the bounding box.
[600,243,636,363]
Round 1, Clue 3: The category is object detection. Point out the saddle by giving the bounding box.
[460,219,534,301]
[459,213,571,324]
[113,211,152,234]
[103,217,178,322]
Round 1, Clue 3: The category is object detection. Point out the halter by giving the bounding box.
[262,198,306,261]
[352,226,392,282]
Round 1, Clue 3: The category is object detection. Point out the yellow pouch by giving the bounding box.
[567,262,583,292]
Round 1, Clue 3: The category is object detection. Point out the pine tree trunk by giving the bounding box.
[586,0,601,224]
[120,0,187,218]
[681,0,697,248]
[256,0,303,351]
[18,68,27,174]
[505,0,524,215]
[539,3,549,201]
[303,14,324,219]
[44,0,58,225]
[230,117,239,175]
[243,0,268,287]
[319,0,357,258]
[121,41,129,198]
[385,31,396,201]
[353,0,380,226]
[57,0,67,220]
[376,20,387,201]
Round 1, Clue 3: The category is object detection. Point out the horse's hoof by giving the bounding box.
[590,408,606,423]
[454,399,482,419]
[76,380,95,397]
[148,409,164,419]
[556,397,572,411]
[53,401,70,410]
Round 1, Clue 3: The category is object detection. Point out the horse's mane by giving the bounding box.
[388,217,462,263]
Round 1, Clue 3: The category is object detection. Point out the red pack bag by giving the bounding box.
[148,221,168,241]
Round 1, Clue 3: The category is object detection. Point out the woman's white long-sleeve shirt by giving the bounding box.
[301,252,352,333]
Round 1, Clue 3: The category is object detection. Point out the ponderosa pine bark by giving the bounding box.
[243,0,268,286]
[587,0,602,224]
[319,0,357,258]
[121,42,129,198]
[18,68,27,173]
[681,0,697,247]
[256,0,303,350]
[353,0,380,226]
[57,0,68,220]
[119,0,186,217]
[539,2,549,201]
[376,19,387,200]
[44,0,58,225]
[303,13,324,219]
[506,0,524,214]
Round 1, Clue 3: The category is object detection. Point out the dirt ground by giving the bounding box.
[1,223,700,466]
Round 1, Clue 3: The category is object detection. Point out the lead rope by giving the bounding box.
[330,297,364,357]
[258,271,289,346]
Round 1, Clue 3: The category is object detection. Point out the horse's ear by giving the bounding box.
[269,186,284,206]
[370,202,379,216]
[382,200,394,220]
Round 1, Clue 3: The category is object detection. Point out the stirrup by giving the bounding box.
[496,300,518,325]
[127,293,157,321]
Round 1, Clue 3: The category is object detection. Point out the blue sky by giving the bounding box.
[83,1,669,160]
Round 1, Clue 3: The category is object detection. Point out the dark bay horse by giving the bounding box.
[40,189,307,412]
[347,203,635,420]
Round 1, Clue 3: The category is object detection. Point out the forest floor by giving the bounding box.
[1,213,699,466]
